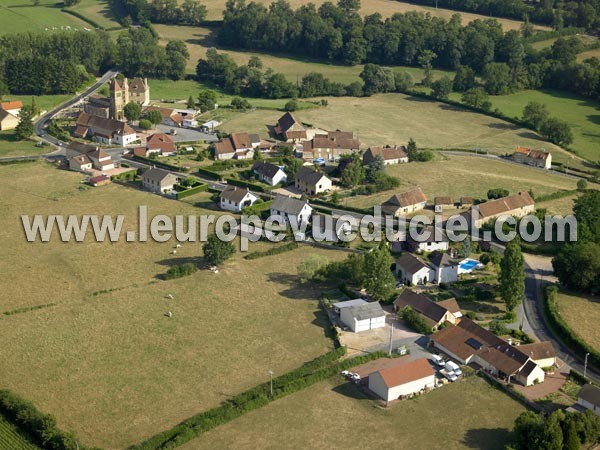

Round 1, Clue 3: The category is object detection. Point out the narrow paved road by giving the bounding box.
[523,254,600,383]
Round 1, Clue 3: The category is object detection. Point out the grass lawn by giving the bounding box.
[484,89,600,164]
[0,132,49,158]
[343,153,579,209]
[556,291,600,352]
[577,47,600,62]
[0,0,90,35]
[180,375,527,450]
[0,161,349,448]
[199,0,548,31]
[67,0,123,30]
[0,413,39,450]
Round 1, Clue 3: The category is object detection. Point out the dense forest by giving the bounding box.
[0,28,189,95]
[218,0,600,101]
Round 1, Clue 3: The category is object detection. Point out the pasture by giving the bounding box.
[0,0,89,35]
[0,132,49,158]
[67,0,123,30]
[180,375,527,450]
[537,194,580,216]
[556,291,600,352]
[0,414,38,450]
[0,161,348,448]
[216,94,568,156]
[343,153,579,209]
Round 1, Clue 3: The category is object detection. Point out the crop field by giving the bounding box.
[199,0,548,31]
[342,153,579,209]
[556,291,600,352]
[0,414,38,450]
[0,0,90,35]
[180,375,527,450]
[0,161,349,448]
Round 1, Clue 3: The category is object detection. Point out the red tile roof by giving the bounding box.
[0,100,23,111]
[376,358,435,388]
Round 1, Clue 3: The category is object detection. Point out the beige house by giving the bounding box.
[75,112,137,147]
[382,187,428,216]
[512,146,552,169]
[275,112,306,142]
[301,130,360,161]
[363,145,408,165]
[368,358,436,402]
[471,191,535,228]
[434,196,454,213]
[67,142,115,172]
[142,167,179,194]
[214,132,260,160]
[295,166,332,195]
[0,100,23,131]
[517,342,557,368]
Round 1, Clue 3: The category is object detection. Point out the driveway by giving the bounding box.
[156,124,218,143]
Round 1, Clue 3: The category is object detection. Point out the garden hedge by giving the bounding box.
[175,183,208,200]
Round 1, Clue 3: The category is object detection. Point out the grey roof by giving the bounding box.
[143,167,178,183]
[271,196,310,216]
[396,252,431,274]
[333,299,367,310]
[519,359,539,377]
[346,302,385,321]
[429,251,457,269]
[68,141,98,155]
[220,186,254,203]
[579,384,600,406]
[295,166,329,185]
[393,290,447,325]
[252,161,283,178]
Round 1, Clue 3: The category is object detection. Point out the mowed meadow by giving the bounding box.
[556,291,600,352]
[180,375,527,450]
[0,162,348,449]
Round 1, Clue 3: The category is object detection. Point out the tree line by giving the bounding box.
[218,0,600,102]
[0,27,189,96]
[111,0,207,26]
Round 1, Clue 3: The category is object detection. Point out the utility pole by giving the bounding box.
[584,353,590,379]
[268,370,274,396]
[388,323,394,356]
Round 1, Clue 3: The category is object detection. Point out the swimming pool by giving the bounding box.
[458,258,481,273]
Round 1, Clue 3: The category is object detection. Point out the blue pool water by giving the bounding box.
[459,259,480,271]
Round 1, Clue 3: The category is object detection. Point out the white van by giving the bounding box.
[431,354,445,367]
[445,361,462,376]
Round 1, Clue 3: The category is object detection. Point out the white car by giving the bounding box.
[445,371,458,382]
[431,354,445,367]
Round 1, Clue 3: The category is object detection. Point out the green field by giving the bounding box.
[0,161,350,448]
[556,291,600,352]
[486,89,600,164]
[67,0,123,30]
[0,413,38,450]
[180,375,527,450]
[343,153,579,209]
[0,132,50,158]
[0,0,90,35]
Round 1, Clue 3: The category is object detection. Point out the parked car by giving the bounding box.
[445,361,462,376]
[441,369,458,382]
[431,354,445,367]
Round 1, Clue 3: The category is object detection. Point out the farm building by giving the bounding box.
[332,299,367,314]
[434,196,454,213]
[144,106,182,127]
[214,132,260,160]
[363,145,408,165]
[340,301,385,333]
[275,112,307,142]
[512,146,552,169]
[300,130,360,161]
[471,192,535,228]
[381,187,427,216]
[368,358,436,402]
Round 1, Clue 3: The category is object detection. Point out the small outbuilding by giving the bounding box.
[368,358,435,402]
[340,301,385,333]
[577,384,600,416]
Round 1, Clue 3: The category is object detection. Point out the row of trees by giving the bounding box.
[552,190,600,294]
[218,1,600,102]
[0,28,190,96]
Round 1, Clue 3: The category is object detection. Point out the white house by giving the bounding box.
[252,161,287,186]
[429,251,459,284]
[340,301,385,333]
[407,231,449,253]
[396,253,433,285]
[368,358,436,402]
[270,196,312,227]
[183,117,198,128]
[219,186,258,212]
[577,384,600,417]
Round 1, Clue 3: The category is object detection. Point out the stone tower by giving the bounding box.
[109,77,130,120]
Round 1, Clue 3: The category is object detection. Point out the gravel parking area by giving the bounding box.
[156,124,218,143]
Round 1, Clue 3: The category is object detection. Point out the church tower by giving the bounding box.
[109,77,130,120]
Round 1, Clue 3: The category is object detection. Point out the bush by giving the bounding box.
[400,306,432,334]
[244,242,298,260]
[164,263,197,280]
[284,99,298,111]
[139,119,152,130]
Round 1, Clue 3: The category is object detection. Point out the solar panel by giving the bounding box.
[466,337,482,350]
